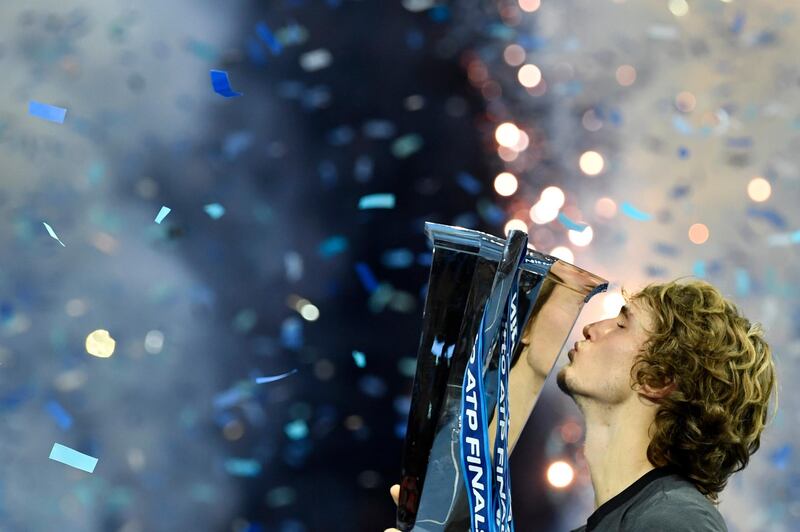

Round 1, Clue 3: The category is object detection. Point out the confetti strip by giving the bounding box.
[358,193,396,210]
[29,100,67,124]
[45,400,73,431]
[49,443,98,473]
[204,203,226,219]
[210,70,243,98]
[42,222,66,247]
[620,201,653,221]
[224,458,261,477]
[352,350,366,368]
[255,22,282,54]
[154,206,171,224]
[557,212,589,232]
[355,262,379,293]
[254,368,298,384]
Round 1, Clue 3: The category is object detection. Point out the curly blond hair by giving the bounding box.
[622,277,778,504]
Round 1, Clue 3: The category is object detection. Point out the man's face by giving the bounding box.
[556,297,654,405]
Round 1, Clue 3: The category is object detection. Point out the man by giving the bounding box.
[387,278,777,531]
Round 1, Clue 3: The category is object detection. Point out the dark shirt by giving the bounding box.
[569,466,728,531]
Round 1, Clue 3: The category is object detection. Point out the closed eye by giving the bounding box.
[617,322,625,329]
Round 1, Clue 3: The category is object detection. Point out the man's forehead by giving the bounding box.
[621,298,650,326]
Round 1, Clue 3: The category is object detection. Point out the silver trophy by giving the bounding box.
[397,222,608,531]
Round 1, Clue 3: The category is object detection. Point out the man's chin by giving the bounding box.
[555,365,573,397]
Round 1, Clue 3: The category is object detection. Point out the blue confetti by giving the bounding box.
[281,317,303,350]
[747,207,786,229]
[284,419,309,440]
[210,70,243,98]
[224,458,262,477]
[726,136,752,149]
[42,222,66,247]
[693,260,706,279]
[256,22,283,55]
[362,120,396,139]
[354,262,379,293]
[670,184,691,198]
[354,155,374,182]
[318,236,348,257]
[391,134,423,158]
[352,350,366,368]
[45,400,73,431]
[358,375,387,398]
[557,212,589,232]
[358,193,395,210]
[381,248,414,269]
[456,172,482,195]
[677,146,690,159]
[476,198,505,225]
[735,268,751,297]
[154,206,171,224]
[204,203,226,219]
[730,10,746,34]
[768,444,791,470]
[672,115,694,135]
[255,369,298,385]
[327,126,354,146]
[29,101,67,124]
[653,242,680,257]
[223,131,253,159]
[620,202,653,221]
[49,443,98,473]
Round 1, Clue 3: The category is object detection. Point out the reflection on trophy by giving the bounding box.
[397,223,607,531]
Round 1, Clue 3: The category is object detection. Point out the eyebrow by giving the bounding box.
[620,305,634,322]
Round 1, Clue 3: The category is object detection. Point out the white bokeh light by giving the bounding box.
[568,225,594,246]
[495,122,521,147]
[530,201,559,224]
[540,186,565,209]
[549,246,574,263]
[494,172,519,196]
[547,461,575,489]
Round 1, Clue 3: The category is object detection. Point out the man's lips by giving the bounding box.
[568,342,580,362]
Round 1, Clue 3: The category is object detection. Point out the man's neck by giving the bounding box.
[580,399,657,509]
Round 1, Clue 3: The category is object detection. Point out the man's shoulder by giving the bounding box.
[625,485,728,531]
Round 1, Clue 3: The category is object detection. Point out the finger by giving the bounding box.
[390,484,400,506]
[384,529,401,532]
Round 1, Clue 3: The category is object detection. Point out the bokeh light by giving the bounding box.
[503,44,526,66]
[595,197,617,218]
[530,201,559,224]
[747,177,772,202]
[675,91,697,113]
[505,218,529,235]
[546,461,575,489]
[668,0,690,17]
[495,122,521,147]
[615,64,637,86]
[540,186,566,209]
[602,291,626,319]
[568,225,594,247]
[549,246,574,263]
[688,223,710,244]
[518,0,541,12]
[579,150,605,176]
[494,172,519,196]
[518,64,542,88]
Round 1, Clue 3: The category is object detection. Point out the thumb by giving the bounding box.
[390,484,400,506]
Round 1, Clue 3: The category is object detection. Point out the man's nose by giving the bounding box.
[582,322,593,340]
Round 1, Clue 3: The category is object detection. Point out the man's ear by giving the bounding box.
[638,379,677,401]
